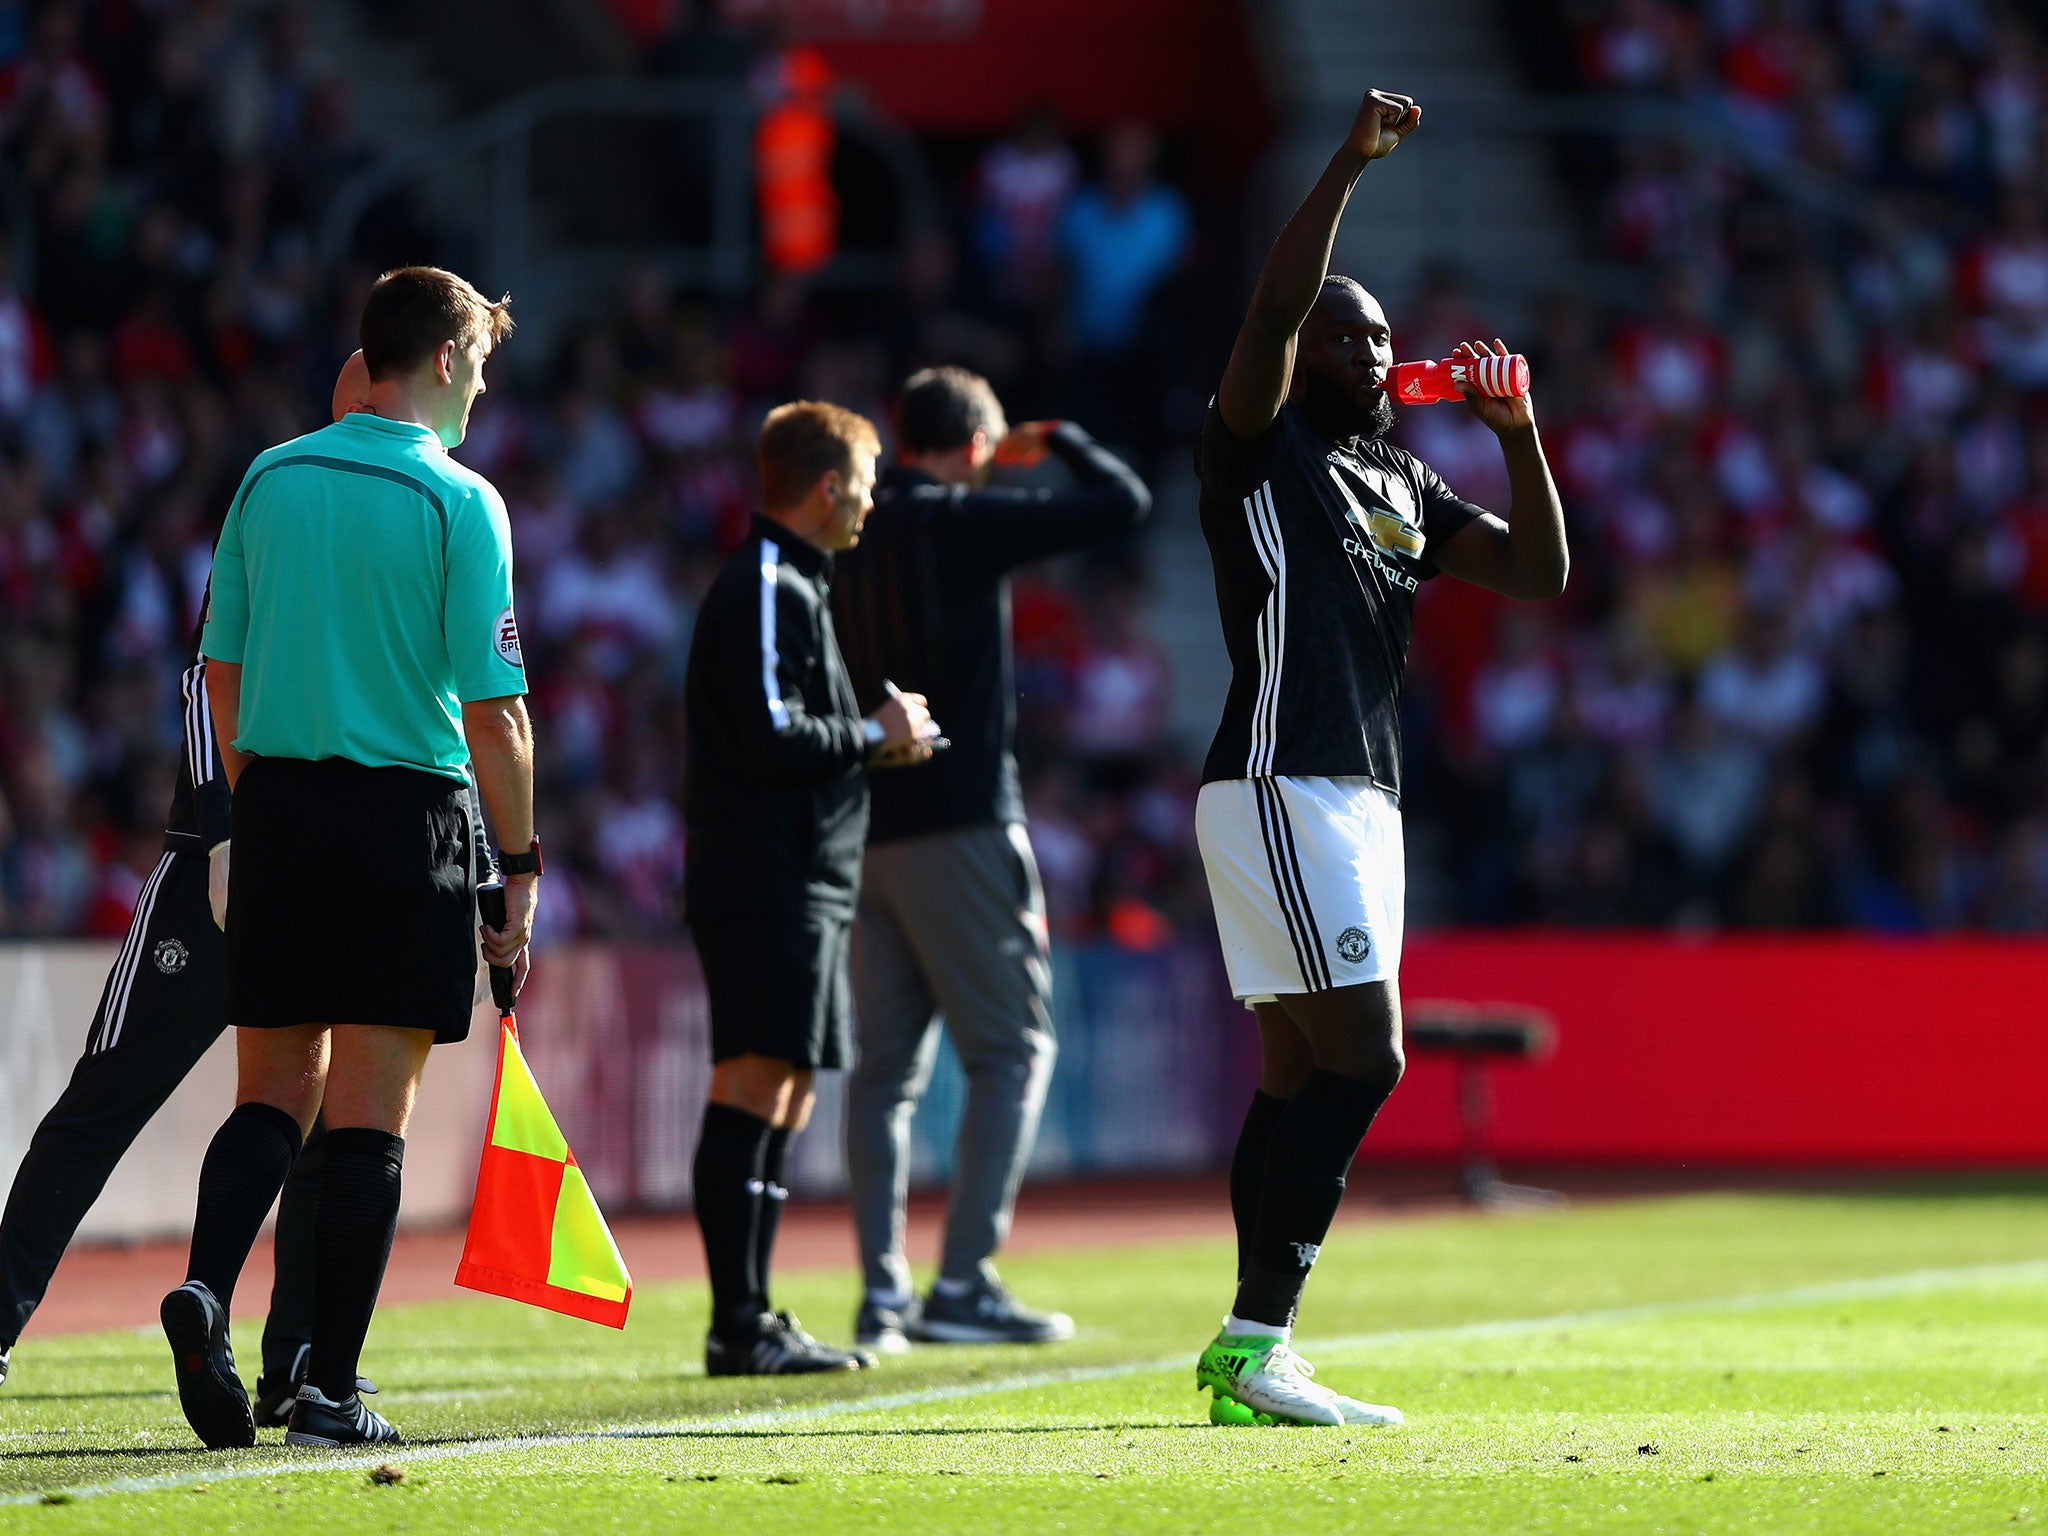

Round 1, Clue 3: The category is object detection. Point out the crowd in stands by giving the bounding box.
[0,0,413,936]
[0,0,1207,942]
[7,0,2047,942]
[1412,0,2048,928]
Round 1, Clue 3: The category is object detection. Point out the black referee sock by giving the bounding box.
[1233,1070,1390,1331]
[693,1103,772,1336]
[1229,1090,1288,1283]
[261,1114,327,1381]
[186,1102,303,1313]
[306,1128,405,1402]
[755,1125,794,1312]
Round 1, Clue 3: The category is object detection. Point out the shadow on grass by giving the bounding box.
[599,1423,1155,1443]
[2,1443,214,1464]
[0,1389,172,1403]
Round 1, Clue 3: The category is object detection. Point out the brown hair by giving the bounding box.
[896,366,1007,455]
[359,267,514,381]
[758,400,881,511]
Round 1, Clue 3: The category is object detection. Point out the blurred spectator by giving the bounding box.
[1696,604,1824,747]
[1058,122,1189,455]
[975,104,1076,310]
[1470,608,1561,759]
[1058,123,1188,358]
[1651,694,1766,883]
[1064,574,1171,789]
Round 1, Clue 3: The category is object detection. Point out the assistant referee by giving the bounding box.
[163,266,537,1451]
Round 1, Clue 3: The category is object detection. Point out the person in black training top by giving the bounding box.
[1189,89,1568,1428]
[683,400,936,1376]
[831,367,1149,1352]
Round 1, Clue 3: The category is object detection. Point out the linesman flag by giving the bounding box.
[457,887,632,1328]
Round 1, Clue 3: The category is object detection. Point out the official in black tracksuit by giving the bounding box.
[830,368,1150,1350]
[681,400,934,1376]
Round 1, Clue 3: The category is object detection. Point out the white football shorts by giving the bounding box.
[1195,774,1405,1004]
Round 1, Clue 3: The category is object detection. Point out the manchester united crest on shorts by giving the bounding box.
[1335,925,1371,964]
[153,938,189,975]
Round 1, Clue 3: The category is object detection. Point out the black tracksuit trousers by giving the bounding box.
[0,848,320,1375]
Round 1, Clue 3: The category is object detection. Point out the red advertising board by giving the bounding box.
[1382,934,2048,1165]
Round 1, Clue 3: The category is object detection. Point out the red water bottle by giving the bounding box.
[1389,353,1530,404]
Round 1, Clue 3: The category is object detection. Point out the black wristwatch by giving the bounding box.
[499,836,543,878]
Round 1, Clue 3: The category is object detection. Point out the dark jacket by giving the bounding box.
[164,612,234,856]
[832,423,1150,842]
[684,516,871,921]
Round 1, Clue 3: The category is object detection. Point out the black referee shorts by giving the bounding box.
[227,756,477,1044]
[694,914,852,1071]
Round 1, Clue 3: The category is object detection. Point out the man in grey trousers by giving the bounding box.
[831,367,1150,1349]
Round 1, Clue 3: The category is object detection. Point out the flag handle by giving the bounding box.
[476,880,517,1017]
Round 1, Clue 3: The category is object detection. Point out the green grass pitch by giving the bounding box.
[4,1183,2047,1533]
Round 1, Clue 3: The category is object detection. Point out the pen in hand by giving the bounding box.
[882,679,949,751]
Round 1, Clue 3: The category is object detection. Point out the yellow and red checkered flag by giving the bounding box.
[455,1014,633,1328]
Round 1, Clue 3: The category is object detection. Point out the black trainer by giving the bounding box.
[705,1312,869,1376]
[160,1281,255,1449]
[912,1269,1074,1344]
[284,1384,401,1447]
[854,1295,921,1355]
[253,1343,381,1428]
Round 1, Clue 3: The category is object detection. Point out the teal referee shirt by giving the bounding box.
[201,412,527,781]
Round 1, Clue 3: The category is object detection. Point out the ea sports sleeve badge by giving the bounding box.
[456,955,633,1328]
[494,606,523,669]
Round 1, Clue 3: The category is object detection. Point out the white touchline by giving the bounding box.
[6,1257,2045,1507]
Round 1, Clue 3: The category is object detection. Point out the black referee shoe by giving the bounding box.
[284,1384,401,1448]
[705,1312,871,1376]
[0,1341,11,1388]
[253,1343,381,1428]
[161,1282,255,1449]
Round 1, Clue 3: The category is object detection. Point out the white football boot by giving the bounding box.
[1197,1327,1343,1425]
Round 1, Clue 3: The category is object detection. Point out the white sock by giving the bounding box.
[1224,1312,1290,1342]
[932,1276,975,1299]
[867,1288,913,1310]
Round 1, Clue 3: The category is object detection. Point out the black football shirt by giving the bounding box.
[1196,401,1483,797]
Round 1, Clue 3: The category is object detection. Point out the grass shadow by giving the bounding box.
[0,1389,173,1404]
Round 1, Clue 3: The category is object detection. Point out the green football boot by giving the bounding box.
[1195,1324,1404,1427]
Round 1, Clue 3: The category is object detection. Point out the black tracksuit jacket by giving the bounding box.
[832,423,1151,843]
[683,515,870,922]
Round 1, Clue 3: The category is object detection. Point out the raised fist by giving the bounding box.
[1348,89,1420,163]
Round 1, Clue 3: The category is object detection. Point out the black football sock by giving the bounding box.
[305,1128,405,1402]
[1233,1070,1390,1331]
[755,1125,794,1313]
[262,1113,326,1382]
[1229,1090,1288,1284]
[692,1103,772,1336]
[185,1102,303,1313]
